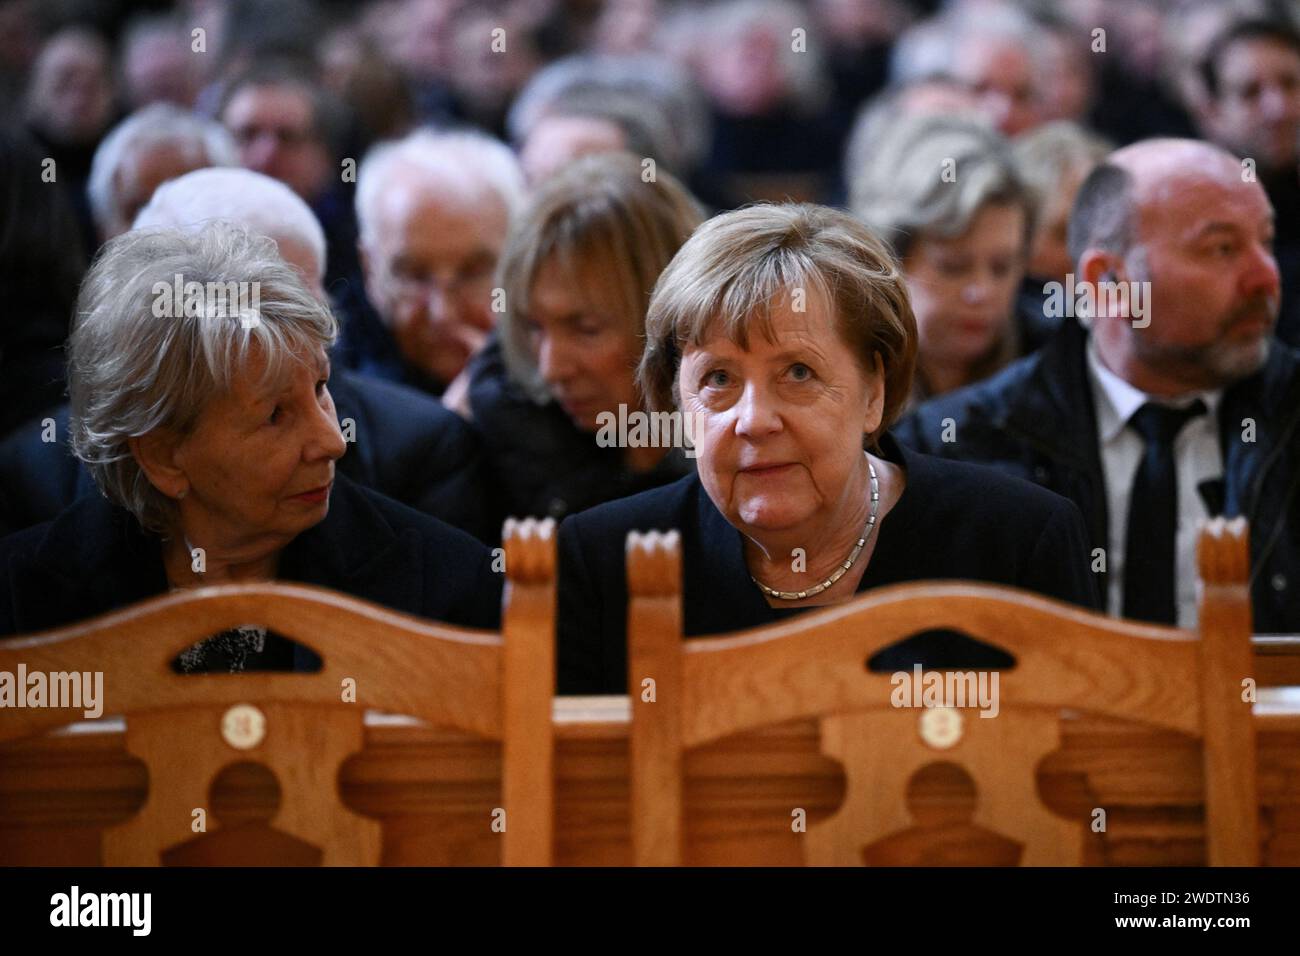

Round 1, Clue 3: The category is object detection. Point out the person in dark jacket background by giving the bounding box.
[0,127,87,441]
[0,224,501,668]
[895,138,1299,634]
[558,204,1099,695]
[464,151,705,523]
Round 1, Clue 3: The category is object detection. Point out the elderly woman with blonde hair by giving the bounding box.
[556,203,1098,694]
[0,223,501,668]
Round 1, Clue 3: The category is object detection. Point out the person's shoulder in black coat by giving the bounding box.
[465,335,693,523]
[0,472,502,639]
[0,371,496,544]
[330,370,497,543]
[557,436,1099,694]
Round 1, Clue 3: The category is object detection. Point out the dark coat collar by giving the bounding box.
[14,473,420,632]
[1219,341,1300,518]
[681,434,923,634]
[1000,317,1105,474]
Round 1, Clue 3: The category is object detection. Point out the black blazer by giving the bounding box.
[0,370,497,544]
[893,318,1300,633]
[0,472,503,650]
[557,435,1100,694]
[466,337,694,523]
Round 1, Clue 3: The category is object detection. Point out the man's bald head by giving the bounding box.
[1067,138,1249,265]
[1067,137,1280,395]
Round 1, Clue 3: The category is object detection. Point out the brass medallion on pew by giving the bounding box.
[221,703,267,750]
[919,706,964,749]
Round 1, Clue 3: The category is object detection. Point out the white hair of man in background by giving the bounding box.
[354,128,525,393]
[89,104,237,242]
[133,166,328,297]
[889,3,1050,137]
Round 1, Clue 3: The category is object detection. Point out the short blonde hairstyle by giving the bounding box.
[639,203,918,442]
[497,151,704,402]
[355,128,526,249]
[69,223,338,535]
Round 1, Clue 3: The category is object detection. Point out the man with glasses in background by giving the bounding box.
[350,128,525,402]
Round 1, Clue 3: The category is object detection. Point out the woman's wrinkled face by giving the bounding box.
[523,255,643,432]
[678,289,884,535]
[171,344,347,552]
[903,202,1026,370]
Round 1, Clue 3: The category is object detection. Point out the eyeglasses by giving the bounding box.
[229,124,316,149]
[381,259,496,302]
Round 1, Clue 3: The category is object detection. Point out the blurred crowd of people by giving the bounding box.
[1,0,1298,671]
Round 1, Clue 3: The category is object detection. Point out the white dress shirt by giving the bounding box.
[1085,339,1225,628]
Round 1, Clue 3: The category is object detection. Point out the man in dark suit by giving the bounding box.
[895,138,1299,633]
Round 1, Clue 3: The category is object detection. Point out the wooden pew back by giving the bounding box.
[626,518,1259,866]
[0,518,556,866]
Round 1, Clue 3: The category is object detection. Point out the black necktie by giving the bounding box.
[1122,399,1207,625]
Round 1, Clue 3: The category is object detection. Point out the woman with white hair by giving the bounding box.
[0,223,501,668]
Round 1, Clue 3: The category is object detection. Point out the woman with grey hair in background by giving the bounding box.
[0,223,502,669]
[852,114,1037,408]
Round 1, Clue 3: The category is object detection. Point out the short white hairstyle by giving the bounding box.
[354,128,526,249]
[69,223,338,535]
[890,4,1051,87]
[87,104,236,235]
[134,166,328,282]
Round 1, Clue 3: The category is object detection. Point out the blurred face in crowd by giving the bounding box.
[384,0,462,81]
[139,344,346,561]
[222,83,333,200]
[25,30,114,145]
[813,0,895,46]
[952,36,1041,137]
[1028,165,1088,282]
[524,255,642,432]
[448,10,539,114]
[1090,143,1280,394]
[520,115,627,185]
[678,288,883,537]
[594,0,660,55]
[897,78,981,119]
[122,27,197,109]
[361,174,507,386]
[700,24,787,117]
[903,202,1027,379]
[1041,29,1094,122]
[107,143,212,240]
[1205,36,1300,173]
